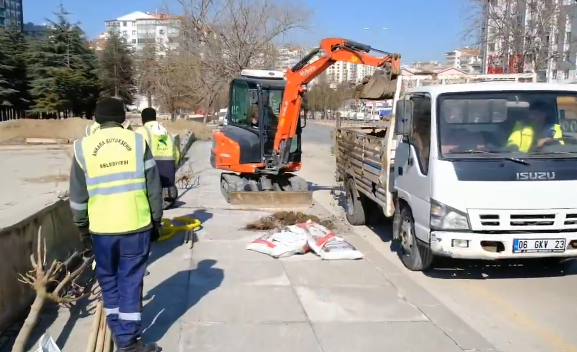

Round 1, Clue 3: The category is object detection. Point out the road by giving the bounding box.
[302,121,577,352]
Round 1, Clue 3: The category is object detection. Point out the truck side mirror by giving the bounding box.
[394,100,413,135]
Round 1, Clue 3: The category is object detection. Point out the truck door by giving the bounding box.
[394,94,432,243]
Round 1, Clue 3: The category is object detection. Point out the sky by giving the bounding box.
[23,0,471,64]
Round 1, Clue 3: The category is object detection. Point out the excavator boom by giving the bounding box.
[274,38,401,157]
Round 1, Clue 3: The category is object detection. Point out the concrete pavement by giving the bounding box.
[5,136,498,352]
[0,145,71,228]
[303,121,577,352]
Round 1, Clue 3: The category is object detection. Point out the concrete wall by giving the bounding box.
[0,197,82,333]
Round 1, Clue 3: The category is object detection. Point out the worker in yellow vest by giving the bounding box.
[85,120,100,136]
[69,98,163,352]
[135,108,180,208]
[507,100,564,152]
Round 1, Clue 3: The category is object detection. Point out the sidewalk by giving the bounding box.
[11,140,495,352]
[144,141,486,352]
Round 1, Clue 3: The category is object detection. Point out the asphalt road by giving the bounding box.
[303,121,577,352]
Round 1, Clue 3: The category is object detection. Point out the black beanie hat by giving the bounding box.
[141,107,157,124]
[95,97,126,124]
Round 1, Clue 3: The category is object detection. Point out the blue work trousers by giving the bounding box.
[92,230,151,348]
[156,159,176,188]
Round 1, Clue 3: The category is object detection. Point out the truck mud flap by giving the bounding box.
[229,191,313,207]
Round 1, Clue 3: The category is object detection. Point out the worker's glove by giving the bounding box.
[151,221,162,242]
[78,226,93,254]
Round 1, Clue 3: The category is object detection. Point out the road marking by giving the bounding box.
[462,280,577,352]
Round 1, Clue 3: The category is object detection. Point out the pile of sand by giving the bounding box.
[0,118,92,144]
[0,118,214,144]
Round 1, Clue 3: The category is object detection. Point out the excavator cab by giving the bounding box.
[211,69,309,206]
[220,69,303,167]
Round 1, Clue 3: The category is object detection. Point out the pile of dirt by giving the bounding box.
[162,120,213,140]
[0,117,214,144]
[245,211,336,231]
[0,118,92,144]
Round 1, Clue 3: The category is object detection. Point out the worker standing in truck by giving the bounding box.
[69,97,163,352]
[506,100,564,152]
[135,108,180,205]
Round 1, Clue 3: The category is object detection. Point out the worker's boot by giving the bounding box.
[117,340,161,352]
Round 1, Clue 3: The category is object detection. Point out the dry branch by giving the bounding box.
[12,227,94,352]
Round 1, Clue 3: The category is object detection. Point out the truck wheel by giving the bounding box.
[397,207,434,271]
[345,178,366,226]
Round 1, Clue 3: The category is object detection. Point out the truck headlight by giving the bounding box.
[430,200,470,230]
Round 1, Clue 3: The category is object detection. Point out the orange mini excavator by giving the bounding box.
[210,38,401,206]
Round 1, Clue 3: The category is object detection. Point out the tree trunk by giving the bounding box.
[12,291,46,352]
[147,93,152,108]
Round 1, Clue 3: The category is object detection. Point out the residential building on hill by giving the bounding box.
[99,11,180,52]
[444,47,482,74]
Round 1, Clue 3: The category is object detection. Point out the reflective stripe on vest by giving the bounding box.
[74,134,146,196]
[143,124,175,161]
[73,129,153,234]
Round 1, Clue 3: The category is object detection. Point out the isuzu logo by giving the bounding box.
[516,172,555,180]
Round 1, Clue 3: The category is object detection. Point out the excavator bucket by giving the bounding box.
[221,173,313,209]
[229,191,313,208]
[354,69,399,100]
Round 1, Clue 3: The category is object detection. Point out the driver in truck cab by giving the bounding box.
[506,100,564,152]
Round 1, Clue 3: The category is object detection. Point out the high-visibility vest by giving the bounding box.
[507,122,564,153]
[136,122,180,165]
[85,122,100,136]
[73,127,152,234]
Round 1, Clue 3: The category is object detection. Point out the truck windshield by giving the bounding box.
[437,91,577,158]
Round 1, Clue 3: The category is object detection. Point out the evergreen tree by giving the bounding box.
[0,24,30,117]
[27,5,100,118]
[99,28,136,106]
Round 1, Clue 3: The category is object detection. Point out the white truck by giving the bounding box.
[218,108,228,126]
[335,73,577,271]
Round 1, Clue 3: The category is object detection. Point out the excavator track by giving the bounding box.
[220,172,313,208]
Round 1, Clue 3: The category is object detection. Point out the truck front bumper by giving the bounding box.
[430,231,577,260]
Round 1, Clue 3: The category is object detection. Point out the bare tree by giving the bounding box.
[462,0,576,77]
[134,43,159,108]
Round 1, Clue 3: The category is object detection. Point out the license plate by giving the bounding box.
[513,238,566,253]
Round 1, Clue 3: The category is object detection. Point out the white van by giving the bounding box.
[218,108,228,126]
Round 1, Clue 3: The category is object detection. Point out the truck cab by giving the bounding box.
[393,83,577,269]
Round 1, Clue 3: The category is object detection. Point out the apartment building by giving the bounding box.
[480,0,577,81]
[444,48,482,73]
[325,61,378,84]
[0,0,23,30]
[102,11,179,52]
[23,22,47,39]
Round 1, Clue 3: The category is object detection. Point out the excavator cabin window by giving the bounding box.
[229,79,283,132]
[229,80,251,126]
